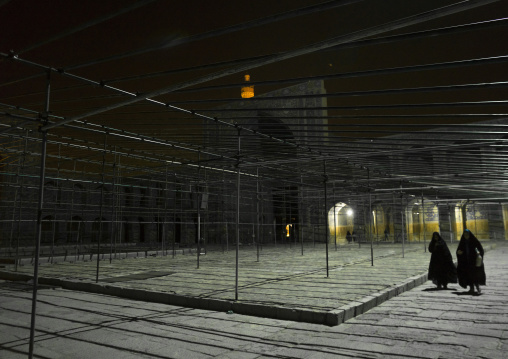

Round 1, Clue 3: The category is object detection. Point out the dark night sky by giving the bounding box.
[1,0,507,159]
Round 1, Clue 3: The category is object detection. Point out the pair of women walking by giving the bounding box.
[428,229,486,294]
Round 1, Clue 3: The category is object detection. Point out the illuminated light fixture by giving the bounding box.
[286,224,292,237]
[347,209,353,216]
[241,74,254,98]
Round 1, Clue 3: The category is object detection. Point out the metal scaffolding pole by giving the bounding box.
[9,162,19,251]
[76,166,86,259]
[392,192,396,243]
[300,175,304,256]
[285,189,289,249]
[14,132,28,272]
[109,151,117,263]
[261,177,265,246]
[50,144,62,264]
[360,200,365,249]
[69,160,76,261]
[235,130,241,301]
[221,167,226,253]
[115,155,123,256]
[449,205,454,244]
[204,167,208,254]
[197,151,201,269]
[324,160,329,278]
[474,202,478,234]
[28,69,51,359]
[95,134,107,283]
[400,188,405,258]
[333,183,337,251]
[163,164,169,256]
[173,172,177,258]
[369,169,374,266]
[422,194,427,252]
[256,167,260,262]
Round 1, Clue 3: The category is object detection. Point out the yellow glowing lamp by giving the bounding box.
[241,74,254,98]
[286,224,291,237]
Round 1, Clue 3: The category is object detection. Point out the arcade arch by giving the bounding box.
[405,199,439,242]
[328,202,354,244]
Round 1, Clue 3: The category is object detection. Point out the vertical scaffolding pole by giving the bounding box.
[15,131,28,272]
[95,134,107,283]
[69,160,76,261]
[173,172,177,258]
[472,202,479,236]
[400,185,405,258]
[116,156,123,252]
[449,205,453,244]
[221,167,227,252]
[9,158,20,250]
[75,166,85,260]
[316,193,320,248]
[324,160,329,278]
[261,176,265,246]
[392,192,396,243]
[290,187,294,247]
[300,175,304,256]
[333,183,337,251]
[29,69,50,359]
[109,150,117,263]
[285,190,289,249]
[204,167,208,253]
[163,164,169,256]
[50,144,62,264]
[197,151,201,269]
[235,129,241,301]
[80,166,86,249]
[360,199,365,248]
[256,167,260,262]
[422,194,426,252]
[369,169,373,266]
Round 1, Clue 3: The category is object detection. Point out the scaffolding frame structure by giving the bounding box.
[1,1,508,356]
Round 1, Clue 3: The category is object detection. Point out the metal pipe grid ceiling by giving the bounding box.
[1,0,508,205]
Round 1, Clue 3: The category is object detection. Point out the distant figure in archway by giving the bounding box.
[346,231,352,244]
[456,229,486,295]
[428,232,457,290]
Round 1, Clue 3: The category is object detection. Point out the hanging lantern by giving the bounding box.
[241,74,254,98]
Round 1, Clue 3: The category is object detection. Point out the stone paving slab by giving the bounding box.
[0,242,494,326]
[1,245,506,359]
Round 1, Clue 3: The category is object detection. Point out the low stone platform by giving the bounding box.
[0,242,494,326]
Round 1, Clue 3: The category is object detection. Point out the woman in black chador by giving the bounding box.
[456,229,486,294]
[428,232,457,289]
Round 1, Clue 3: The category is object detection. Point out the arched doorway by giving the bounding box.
[408,199,440,242]
[328,202,354,244]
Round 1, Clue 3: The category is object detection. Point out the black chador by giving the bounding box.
[456,229,486,294]
[428,232,457,289]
